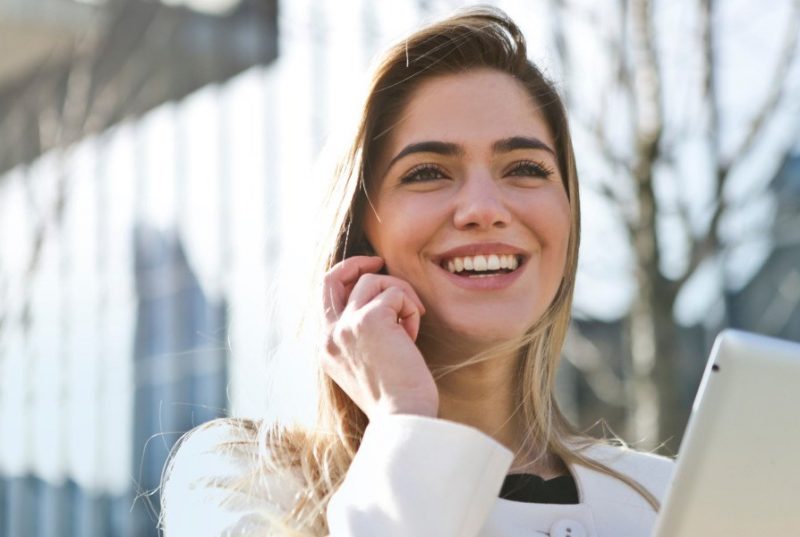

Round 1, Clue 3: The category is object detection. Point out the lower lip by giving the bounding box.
[435,262,525,290]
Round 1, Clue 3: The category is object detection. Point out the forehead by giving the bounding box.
[385,68,555,156]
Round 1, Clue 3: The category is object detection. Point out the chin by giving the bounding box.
[459,324,529,346]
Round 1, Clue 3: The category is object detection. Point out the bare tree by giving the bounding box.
[551,0,800,451]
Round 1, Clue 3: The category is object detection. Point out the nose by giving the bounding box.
[453,171,512,230]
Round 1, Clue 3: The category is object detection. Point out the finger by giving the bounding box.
[323,256,384,322]
[346,273,425,315]
[399,309,421,341]
[368,286,423,341]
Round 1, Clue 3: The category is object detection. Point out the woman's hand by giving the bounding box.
[322,256,439,420]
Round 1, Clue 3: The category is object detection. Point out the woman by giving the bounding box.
[161,7,674,537]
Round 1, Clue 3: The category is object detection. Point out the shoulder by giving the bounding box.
[161,418,305,537]
[586,442,675,492]
[574,440,676,505]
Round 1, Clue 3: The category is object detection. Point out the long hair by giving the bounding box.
[162,7,660,536]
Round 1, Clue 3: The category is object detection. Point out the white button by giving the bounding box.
[550,518,587,537]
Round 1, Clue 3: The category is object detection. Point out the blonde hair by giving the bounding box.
[162,6,660,536]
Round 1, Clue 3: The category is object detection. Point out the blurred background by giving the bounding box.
[0,0,798,535]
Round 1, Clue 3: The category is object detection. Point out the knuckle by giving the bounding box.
[358,303,391,326]
[380,287,409,310]
[356,273,378,287]
[383,286,404,300]
[385,275,408,288]
[322,281,337,299]
[322,267,337,285]
[332,321,358,347]
[324,333,341,357]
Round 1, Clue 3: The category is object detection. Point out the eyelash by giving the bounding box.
[507,160,555,179]
[400,164,448,183]
[399,160,555,184]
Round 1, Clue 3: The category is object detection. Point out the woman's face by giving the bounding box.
[363,68,571,345]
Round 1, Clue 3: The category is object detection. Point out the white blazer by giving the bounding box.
[163,415,675,537]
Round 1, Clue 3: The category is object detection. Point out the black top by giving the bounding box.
[499,473,579,504]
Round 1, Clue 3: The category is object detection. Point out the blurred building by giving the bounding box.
[0,1,278,535]
[130,225,229,536]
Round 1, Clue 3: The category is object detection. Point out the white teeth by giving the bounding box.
[443,254,522,274]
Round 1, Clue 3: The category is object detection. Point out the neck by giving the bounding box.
[418,333,563,477]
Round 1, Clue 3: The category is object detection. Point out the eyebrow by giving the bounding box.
[384,136,556,175]
[385,141,463,171]
[493,136,556,156]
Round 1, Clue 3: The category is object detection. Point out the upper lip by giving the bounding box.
[432,242,527,263]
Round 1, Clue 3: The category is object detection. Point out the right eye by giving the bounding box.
[400,164,448,183]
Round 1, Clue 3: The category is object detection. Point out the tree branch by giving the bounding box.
[725,0,800,172]
[563,326,627,407]
[681,0,724,290]
[680,197,724,288]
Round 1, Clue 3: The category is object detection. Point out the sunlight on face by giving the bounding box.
[364,69,571,347]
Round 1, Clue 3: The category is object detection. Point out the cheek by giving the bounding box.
[367,196,443,263]
[518,188,571,249]
[550,200,572,260]
[545,199,572,291]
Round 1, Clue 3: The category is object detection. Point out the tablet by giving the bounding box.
[653,329,800,536]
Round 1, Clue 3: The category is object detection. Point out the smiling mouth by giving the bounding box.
[440,254,523,277]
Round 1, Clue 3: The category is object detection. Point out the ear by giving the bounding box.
[359,238,387,274]
[358,220,377,256]
[345,236,376,258]
[361,239,377,256]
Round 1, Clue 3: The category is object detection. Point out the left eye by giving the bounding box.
[507,161,554,179]
[400,164,448,183]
